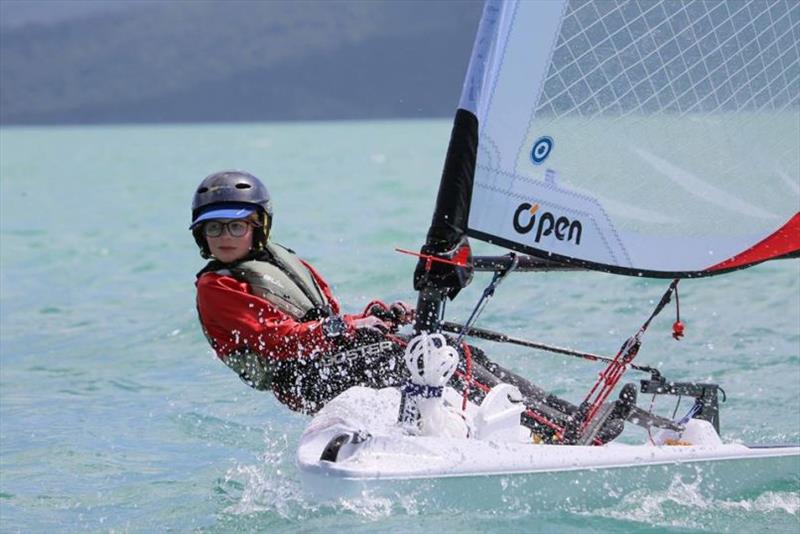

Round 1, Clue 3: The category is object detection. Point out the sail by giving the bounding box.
[457,0,799,277]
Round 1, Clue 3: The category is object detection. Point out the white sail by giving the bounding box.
[463,0,799,276]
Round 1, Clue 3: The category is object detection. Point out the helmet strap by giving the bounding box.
[251,211,271,252]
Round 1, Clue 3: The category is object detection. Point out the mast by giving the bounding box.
[412,0,568,333]
[413,109,479,333]
[411,0,503,333]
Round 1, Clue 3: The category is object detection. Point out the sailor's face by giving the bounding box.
[205,219,254,263]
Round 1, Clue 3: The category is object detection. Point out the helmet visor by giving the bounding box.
[190,204,256,229]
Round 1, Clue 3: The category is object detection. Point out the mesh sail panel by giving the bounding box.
[538,0,798,117]
[463,0,799,277]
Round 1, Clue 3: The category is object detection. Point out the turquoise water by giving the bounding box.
[1,120,798,533]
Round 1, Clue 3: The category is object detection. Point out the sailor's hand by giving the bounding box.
[388,301,415,325]
[365,301,414,331]
[352,316,391,335]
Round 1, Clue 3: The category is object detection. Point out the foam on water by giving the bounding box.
[219,425,429,523]
[221,434,308,518]
[586,474,799,532]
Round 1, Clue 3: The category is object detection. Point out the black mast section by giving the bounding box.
[413,108,479,333]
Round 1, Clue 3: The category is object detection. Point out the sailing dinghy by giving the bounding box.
[297,0,800,496]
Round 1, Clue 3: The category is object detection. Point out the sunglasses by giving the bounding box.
[203,220,258,238]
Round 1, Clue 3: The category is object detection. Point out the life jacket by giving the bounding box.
[228,243,333,321]
[197,243,333,391]
[197,244,411,413]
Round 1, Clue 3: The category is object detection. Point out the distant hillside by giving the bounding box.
[0,0,483,125]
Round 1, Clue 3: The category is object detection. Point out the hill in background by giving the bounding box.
[0,0,482,125]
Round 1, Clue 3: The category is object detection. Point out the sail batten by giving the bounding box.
[458,0,799,277]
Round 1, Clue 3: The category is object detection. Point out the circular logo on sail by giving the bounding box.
[530,136,553,165]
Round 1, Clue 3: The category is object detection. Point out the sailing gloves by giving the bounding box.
[388,301,415,326]
[352,316,391,335]
[323,300,415,342]
[365,300,415,331]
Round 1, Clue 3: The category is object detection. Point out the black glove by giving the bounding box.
[366,301,415,330]
[388,301,415,325]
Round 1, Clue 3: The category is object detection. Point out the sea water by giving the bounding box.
[1,120,798,533]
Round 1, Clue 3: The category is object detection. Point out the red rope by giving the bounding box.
[525,409,564,438]
[460,343,473,411]
[578,337,638,436]
[454,370,487,389]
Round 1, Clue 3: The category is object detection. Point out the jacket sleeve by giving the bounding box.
[300,259,385,323]
[196,272,351,362]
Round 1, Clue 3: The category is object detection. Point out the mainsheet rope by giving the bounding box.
[451,255,518,411]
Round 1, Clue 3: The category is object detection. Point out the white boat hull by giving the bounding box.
[296,387,800,502]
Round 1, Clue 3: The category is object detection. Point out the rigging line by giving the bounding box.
[460,342,473,411]
[641,279,680,333]
[576,279,682,436]
[675,399,704,426]
[440,321,660,375]
[671,395,683,420]
[672,282,684,339]
[455,253,519,345]
[647,393,658,445]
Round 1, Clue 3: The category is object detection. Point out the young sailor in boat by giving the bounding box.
[191,170,634,443]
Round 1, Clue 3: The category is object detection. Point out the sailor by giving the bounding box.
[190,170,413,414]
[190,170,633,442]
